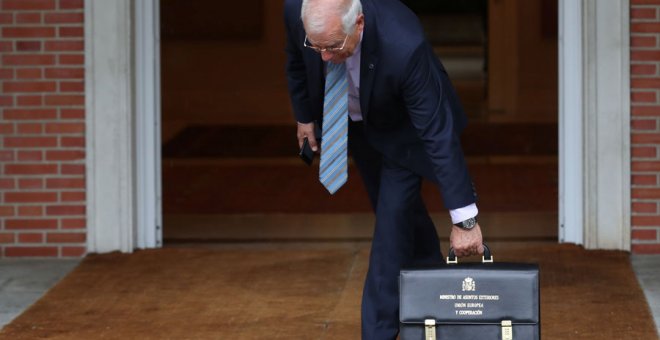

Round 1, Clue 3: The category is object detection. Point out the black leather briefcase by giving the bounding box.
[399,245,540,339]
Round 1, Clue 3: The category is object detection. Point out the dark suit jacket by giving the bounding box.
[284,0,476,210]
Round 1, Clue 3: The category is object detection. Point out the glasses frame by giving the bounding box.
[303,34,349,53]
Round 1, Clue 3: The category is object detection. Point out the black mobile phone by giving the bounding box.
[299,137,315,166]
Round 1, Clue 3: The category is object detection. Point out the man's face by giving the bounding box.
[306,14,364,64]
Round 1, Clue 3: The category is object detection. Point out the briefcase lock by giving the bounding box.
[424,319,436,340]
[501,320,513,340]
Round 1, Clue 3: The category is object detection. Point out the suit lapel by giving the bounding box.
[359,0,378,122]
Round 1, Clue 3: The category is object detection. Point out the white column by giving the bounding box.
[559,0,584,245]
[582,0,631,250]
[85,0,135,253]
[135,0,162,249]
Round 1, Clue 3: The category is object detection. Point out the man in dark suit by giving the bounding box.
[284,0,484,338]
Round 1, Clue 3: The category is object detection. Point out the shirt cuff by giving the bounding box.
[449,203,479,224]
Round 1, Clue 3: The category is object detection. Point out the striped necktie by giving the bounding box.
[319,62,348,194]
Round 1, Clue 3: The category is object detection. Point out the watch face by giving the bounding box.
[464,217,477,229]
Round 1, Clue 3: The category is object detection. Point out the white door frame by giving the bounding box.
[559,0,631,250]
[135,0,163,249]
[87,0,631,253]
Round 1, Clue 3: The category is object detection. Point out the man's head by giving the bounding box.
[301,0,364,64]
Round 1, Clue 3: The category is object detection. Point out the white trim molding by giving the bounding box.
[582,0,631,250]
[135,0,163,249]
[85,0,135,253]
[559,0,631,250]
[559,0,584,245]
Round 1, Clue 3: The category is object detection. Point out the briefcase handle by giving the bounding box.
[447,243,493,264]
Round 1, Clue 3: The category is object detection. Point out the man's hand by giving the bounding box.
[297,122,319,152]
[449,223,484,258]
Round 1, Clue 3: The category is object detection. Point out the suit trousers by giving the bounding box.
[348,120,443,340]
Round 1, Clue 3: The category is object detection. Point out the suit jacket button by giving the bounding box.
[369,63,374,70]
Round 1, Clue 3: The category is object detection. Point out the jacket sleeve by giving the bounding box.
[400,42,477,209]
[284,0,314,124]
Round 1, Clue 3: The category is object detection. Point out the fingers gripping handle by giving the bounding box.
[447,243,493,264]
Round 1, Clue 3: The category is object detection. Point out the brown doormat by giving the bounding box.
[1,244,657,339]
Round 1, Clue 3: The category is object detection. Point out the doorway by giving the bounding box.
[158,0,559,246]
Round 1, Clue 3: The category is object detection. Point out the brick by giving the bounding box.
[2,0,56,10]
[0,13,13,24]
[632,133,660,143]
[632,106,660,116]
[0,151,15,162]
[59,0,83,9]
[0,68,14,79]
[18,233,44,243]
[17,96,43,106]
[61,109,84,119]
[0,42,12,52]
[633,161,660,171]
[632,216,660,226]
[632,229,658,241]
[4,109,56,120]
[59,26,83,37]
[46,205,85,216]
[17,123,43,134]
[632,243,660,254]
[45,40,83,51]
[631,119,657,130]
[631,7,658,20]
[0,233,15,244]
[61,191,85,202]
[631,65,657,76]
[2,27,55,38]
[61,218,85,229]
[18,206,43,217]
[5,219,57,230]
[632,78,660,89]
[0,123,14,134]
[17,150,43,161]
[632,50,660,61]
[17,68,43,79]
[58,54,83,65]
[18,178,43,189]
[46,150,84,161]
[3,54,56,66]
[0,178,16,190]
[632,174,658,185]
[4,192,58,204]
[631,36,657,48]
[633,202,657,213]
[0,96,14,106]
[632,22,660,33]
[47,178,84,189]
[16,41,42,52]
[5,164,57,175]
[16,13,41,24]
[61,164,84,175]
[61,246,86,257]
[5,137,57,148]
[5,247,58,257]
[632,91,657,103]
[632,0,660,4]
[47,232,85,243]
[631,145,655,158]
[45,95,84,106]
[60,81,84,92]
[45,68,83,79]
[45,12,83,24]
[633,188,660,199]
[61,137,84,147]
[4,81,56,93]
[0,206,15,217]
[45,122,84,134]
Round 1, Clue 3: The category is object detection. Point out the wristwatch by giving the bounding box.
[454,216,478,230]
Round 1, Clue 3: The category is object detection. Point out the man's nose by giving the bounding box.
[321,51,334,61]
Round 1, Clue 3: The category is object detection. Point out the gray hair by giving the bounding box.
[301,0,362,35]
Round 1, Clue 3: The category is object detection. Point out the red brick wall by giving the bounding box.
[631,0,660,254]
[0,0,85,258]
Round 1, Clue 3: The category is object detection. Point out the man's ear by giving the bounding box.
[356,13,365,31]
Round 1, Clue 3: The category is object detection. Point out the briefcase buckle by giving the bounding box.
[424,319,436,340]
[502,320,513,340]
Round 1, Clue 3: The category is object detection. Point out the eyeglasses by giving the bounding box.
[303,34,349,53]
